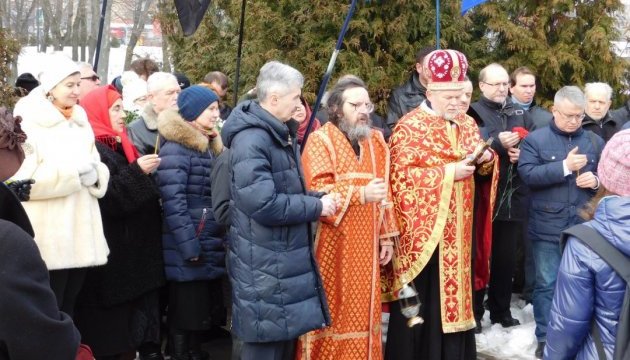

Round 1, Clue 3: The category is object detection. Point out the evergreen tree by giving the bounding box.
[158,0,627,111]
[468,0,626,107]
[0,29,21,109]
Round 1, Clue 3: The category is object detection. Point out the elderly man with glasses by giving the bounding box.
[297,75,398,360]
[517,86,604,359]
[77,62,101,101]
[467,63,537,334]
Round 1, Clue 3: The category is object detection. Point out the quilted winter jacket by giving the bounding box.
[221,100,330,343]
[545,196,630,360]
[156,109,226,282]
[517,120,604,243]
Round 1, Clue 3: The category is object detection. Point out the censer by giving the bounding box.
[379,201,424,328]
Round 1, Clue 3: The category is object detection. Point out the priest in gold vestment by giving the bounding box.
[383,50,498,360]
[297,76,399,360]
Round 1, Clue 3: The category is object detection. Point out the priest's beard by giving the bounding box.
[339,114,372,142]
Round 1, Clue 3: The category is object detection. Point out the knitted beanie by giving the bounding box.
[39,54,80,94]
[177,85,219,122]
[597,129,630,196]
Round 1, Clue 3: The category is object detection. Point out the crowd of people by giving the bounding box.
[0,47,628,360]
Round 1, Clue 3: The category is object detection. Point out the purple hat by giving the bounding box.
[597,129,630,196]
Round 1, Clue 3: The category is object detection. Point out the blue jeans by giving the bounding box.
[532,240,562,342]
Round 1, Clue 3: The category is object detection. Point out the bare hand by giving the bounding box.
[498,131,520,149]
[508,147,520,164]
[576,171,598,189]
[137,154,161,174]
[477,149,493,164]
[320,194,337,217]
[566,147,587,172]
[379,244,393,265]
[364,178,387,203]
[455,159,476,180]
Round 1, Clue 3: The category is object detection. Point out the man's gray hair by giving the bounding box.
[478,63,507,83]
[147,72,177,93]
[584,82,613,101]
[76,62,93,71]
[327,75,367,126]
[554,86,586,108]
[256,61,304,102]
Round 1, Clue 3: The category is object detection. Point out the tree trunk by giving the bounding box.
[124,0,154,69]
[71,0,85,60]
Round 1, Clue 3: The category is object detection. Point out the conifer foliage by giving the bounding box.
[158,0,627,110]
[0,29,21,108]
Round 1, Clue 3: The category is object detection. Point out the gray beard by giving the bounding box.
[340,119,371,142]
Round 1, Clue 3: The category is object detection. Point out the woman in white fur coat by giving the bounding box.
[10,54,110,318]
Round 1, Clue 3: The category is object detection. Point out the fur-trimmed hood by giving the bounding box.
[157,108,223,155]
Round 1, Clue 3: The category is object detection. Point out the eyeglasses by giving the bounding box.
[557,110,585,122]
[347,101,374,113]
[481,81,509,88]
[81,75,100,82]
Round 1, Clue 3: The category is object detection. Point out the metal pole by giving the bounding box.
[301,0,358,152]
[233,0,247,106]
[436,0,441,49]
[93,0,108,71]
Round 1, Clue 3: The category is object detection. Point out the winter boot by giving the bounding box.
[188,331,210,360]
[169,329,190,360]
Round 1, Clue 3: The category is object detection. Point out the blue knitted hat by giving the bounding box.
[177,85,219,121]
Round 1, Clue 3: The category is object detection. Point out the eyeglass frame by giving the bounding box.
[81,75,100,82]
[346,101,374,113]
[481,81,510,88]
[555,110,585,122]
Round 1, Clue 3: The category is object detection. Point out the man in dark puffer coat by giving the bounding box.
[221,61,337,360]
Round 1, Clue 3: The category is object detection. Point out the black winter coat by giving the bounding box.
[79,142,165,307]
[524,101,553,129]
[517,121,604,243]
[0,219,80,360]
[581,112,625,143]
[386,73,427,129]
[610,100,630,126]
[468,96,536,221]
[221,100,330,343]
[157,109,226,282]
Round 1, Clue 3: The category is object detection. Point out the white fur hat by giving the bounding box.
[121,71,148,111]
[38,54,80,94]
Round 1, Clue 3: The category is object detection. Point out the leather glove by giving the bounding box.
[5,179,36,201]
[79,167,98,187]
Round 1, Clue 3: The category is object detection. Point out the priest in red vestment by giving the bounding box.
[383,49,498,360]
[297,75,398,360]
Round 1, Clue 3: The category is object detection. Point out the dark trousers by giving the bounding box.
[240,340,296,360]
[486,220,521,320]
[385,251,476,360]
[49,267,87,318]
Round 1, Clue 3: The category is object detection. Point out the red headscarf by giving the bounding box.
[297,98,321,145]
[81,85,140,163]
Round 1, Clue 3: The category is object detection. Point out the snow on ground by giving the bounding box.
[383,294,538,359]
[17,45,163,84]
[476,295,538,359]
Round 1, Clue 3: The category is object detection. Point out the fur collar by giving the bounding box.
[141,104,159,130]
[157,108,223,154]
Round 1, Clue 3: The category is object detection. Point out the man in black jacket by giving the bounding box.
[510,67,552,128]
[385,47,433,130]
[582,82,625,142]
[468,63,536,331]
[509,66,551,303]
